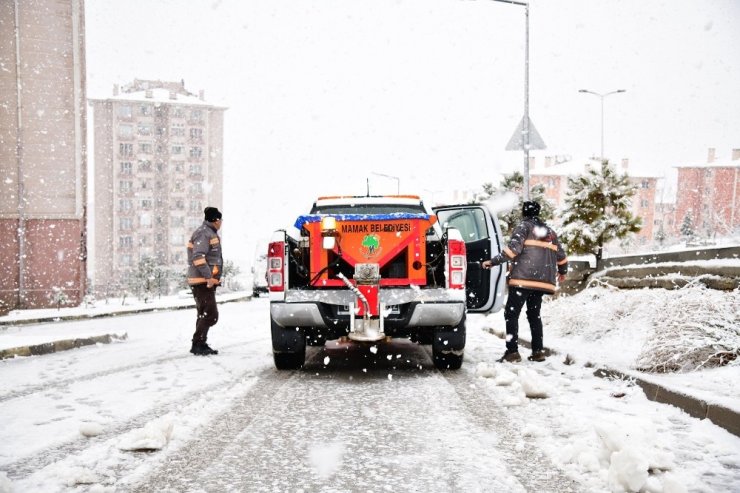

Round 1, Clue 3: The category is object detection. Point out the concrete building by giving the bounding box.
[0,0,88,310]
[529,156,660,244]
[89,80,226,295]
[673,148,740,238]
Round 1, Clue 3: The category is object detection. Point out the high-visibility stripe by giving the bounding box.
[508,278,556,293]
[524,240,558,251]
[557,258,569,266]
[187,242,194,249]
[193,258,207,266]
[209,237,220,245]
[504,247,516,258]
[188,277,221,285]
[212,265,219,275]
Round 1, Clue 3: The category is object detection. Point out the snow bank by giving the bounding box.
[0,472,12,493]
[118,416,174,451]
[307,442,345,479]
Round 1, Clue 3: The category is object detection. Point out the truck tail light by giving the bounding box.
[267,241,285,292]
[447,231,467,290]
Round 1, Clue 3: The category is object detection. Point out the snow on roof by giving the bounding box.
[92,88,227,109]
[530,157,662,178]
[674,160,740,169]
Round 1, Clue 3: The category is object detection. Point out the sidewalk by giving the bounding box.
[0,291,252,358]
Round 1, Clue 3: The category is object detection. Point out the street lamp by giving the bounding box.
[484,0,532,200]
[371,172,400,194]
[578,89,626,161]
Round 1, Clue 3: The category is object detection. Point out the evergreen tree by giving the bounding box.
[680,211,694,238]
[559,160,642,263]
[475,171,554,239]
[128,256,169,301]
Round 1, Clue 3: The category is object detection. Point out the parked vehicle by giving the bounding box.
[267,195,506,370]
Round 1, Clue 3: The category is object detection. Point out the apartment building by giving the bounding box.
[529,156,659,243]
[0,0,87,310]
[89,80,226,294]
[672,148,740,238]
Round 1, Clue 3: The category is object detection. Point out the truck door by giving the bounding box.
[433,204,506,313]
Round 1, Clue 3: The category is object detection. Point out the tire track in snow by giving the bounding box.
[435,348,583,493]
[0,336,269,404]
[3,356,274,480]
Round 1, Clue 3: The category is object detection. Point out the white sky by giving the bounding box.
[84,0,740,268]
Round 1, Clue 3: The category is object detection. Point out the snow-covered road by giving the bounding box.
[1,298,739,492]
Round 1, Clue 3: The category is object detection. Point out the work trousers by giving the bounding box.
[191,284,219,344]
[504,287,545,353]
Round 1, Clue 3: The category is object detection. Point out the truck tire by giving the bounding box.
[432,314,466,370]
[271,316,306,370]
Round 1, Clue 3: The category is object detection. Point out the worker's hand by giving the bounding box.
[557,273,566,284]
[481,260,493,269]
[206,278,219,289]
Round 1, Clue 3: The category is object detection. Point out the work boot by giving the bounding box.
[498,350,522,363]
[190,342,201,355]
[528,350,546,362]
[201,343,219,355]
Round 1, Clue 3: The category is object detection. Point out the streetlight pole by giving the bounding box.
[489,0,530,200]
[578,89,626,161]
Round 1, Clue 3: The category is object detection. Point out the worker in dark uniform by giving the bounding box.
[483,201,568,363]
[186,207,224,355]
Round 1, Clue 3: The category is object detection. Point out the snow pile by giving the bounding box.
[635,286,739,372]
[0,472,12,493]
[307,441,345,479]
[593,420,686,493]
[544,285,739,373]
[79,422,105,438]
[518,369,549,398]
[60,467,100,487]
[118,416,174,451]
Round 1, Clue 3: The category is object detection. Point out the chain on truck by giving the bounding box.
[266,195,507,370]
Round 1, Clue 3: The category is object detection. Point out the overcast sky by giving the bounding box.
[84,0,740,268]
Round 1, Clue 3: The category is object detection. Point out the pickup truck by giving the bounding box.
[267,195,506,370]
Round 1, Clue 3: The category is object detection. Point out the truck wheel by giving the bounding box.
[432,314,466,370]
[271,317,306,370]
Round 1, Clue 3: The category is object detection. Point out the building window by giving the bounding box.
[117,105,132,118]
[190,182,203,194]
[119,181,132,193]
[119,199,132,211]
[189,200,201,212]
[119,143,134,157]
[139,142,153,154]
[171,124,185,137]
[173,161,184,172]
[641,180,650,189]
[140,198,153,209]
[118,124,133,139]
[138,160,152,172]
[171,234,185,246]
[171,216,185,227]
[156,162,166,173]
[174,199,184,210]
[140,180,151,191]
[119,236,133,247]
[140,104,152,116]
[120,161,133,175]
[172,145,183,155]
[173,107,184,118]
[188,217,201,229]
[641,199,649,208]
[191,109,202,121]
[189,147,203,159]
[120,217,133,230]
[190,127,203,139]
[120,254,132,266]
[156,126,167,136]
[174,180,183,192]
[189,163,202,176]
[138,124,152,136]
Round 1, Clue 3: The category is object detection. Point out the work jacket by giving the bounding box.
[489,217,568,294]
[187,221,223,286]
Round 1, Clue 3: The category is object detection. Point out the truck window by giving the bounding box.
[436,208,489,243]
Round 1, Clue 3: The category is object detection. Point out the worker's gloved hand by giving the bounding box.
[481,260,493,269]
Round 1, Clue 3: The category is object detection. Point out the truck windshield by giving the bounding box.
[311,204,427,215]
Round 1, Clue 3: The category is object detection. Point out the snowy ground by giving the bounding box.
[0,289,738,492]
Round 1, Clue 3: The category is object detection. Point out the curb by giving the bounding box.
[482,328,740,438]
[0,294,251,327]
[0,333,128,360]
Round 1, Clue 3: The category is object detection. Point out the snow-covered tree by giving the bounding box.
[559,160,642,263]
[475,171,555,239]
[128,256,169,301]
[680,210,694,238]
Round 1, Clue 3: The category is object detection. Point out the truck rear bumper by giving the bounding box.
[271,295,465,330]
